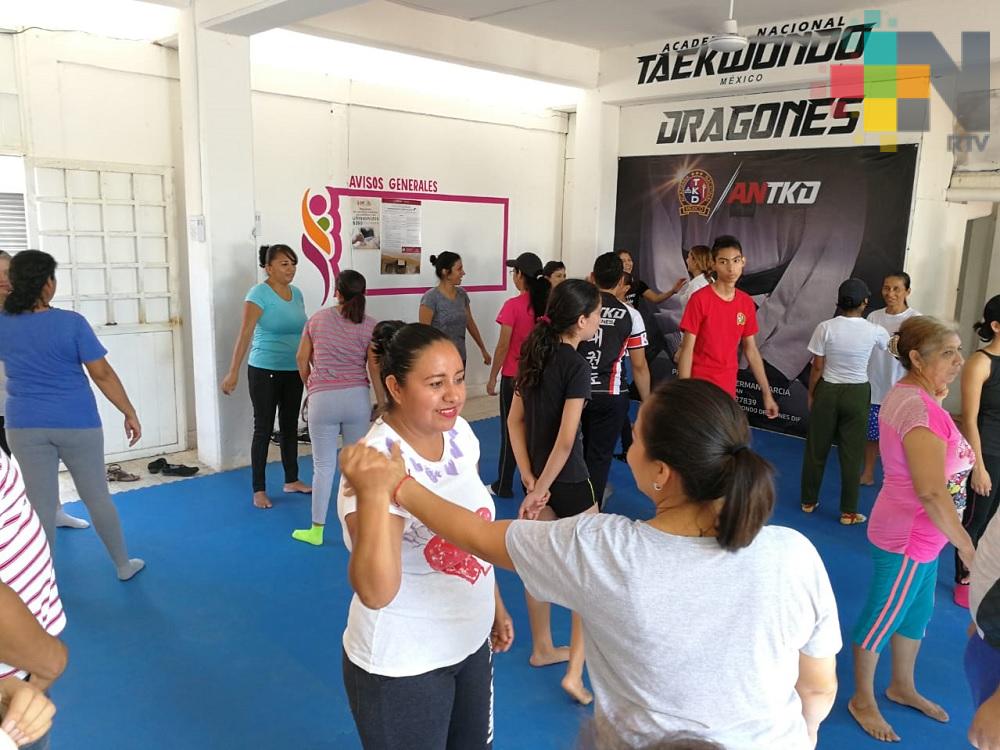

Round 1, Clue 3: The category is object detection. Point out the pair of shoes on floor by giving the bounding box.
[106,463,140,482]
[840,512,867,525]
[147,458,199,477]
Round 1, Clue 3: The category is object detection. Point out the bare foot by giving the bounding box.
[283,481,312,494]
[561,675,593,705]
[253,492,273,509]
[885,687,949,723]
[860,475,875,486]
[848,697,900,742]
[528,646,570,667]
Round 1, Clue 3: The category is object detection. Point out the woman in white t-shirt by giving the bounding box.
[342,378,842,750]
[862,272,920,485]
[800,279,890,524]
[337,321,513,750]
[667,245,714,364]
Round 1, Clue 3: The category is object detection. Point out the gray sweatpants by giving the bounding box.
[8,427,131,569]
[308,387,371,526]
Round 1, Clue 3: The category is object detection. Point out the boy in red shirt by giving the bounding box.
[678,235,780,418]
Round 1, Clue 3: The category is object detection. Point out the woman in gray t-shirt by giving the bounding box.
[342,379,842,750]
[419,252,491,367]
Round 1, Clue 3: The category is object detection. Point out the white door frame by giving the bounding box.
[22,157,188,461]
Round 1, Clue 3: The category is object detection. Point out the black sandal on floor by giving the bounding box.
[147,458,199,477]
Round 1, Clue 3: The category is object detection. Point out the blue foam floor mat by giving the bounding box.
[46,416,973,748]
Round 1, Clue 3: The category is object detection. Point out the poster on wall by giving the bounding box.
[350,197,381,250]
[380,198,422,275]
[613,144,918,436]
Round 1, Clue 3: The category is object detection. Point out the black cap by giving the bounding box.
[505,252,543,279]
[838,278,871,309]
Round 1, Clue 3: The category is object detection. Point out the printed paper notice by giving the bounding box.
[350,197,381,250]
[380,199,422,275]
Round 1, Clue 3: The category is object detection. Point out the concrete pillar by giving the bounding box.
[178,8,257,470]
[561,90,620,276]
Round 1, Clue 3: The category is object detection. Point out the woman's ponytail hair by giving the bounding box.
[4,250,56,315]
[640,379,775,551]
[370,321,452,410]
[336,270,367,324]
[973,294,1000,343]
[516,279,600,393]
[524,272,551,319]
[259,244,297,268]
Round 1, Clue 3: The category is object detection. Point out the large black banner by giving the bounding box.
[614,145,918,436]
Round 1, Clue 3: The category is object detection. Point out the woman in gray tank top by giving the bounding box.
[419,252,491,367]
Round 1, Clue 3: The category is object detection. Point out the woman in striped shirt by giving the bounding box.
[0,448,68,748]
[292,271,379,547]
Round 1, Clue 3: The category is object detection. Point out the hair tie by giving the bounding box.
[887,333,901,358]
[538,315,552,324]
[731,445,750,457]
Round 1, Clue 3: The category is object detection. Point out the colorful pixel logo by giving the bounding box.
[826,11,990,150]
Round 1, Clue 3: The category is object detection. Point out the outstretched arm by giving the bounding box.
[642,277,687,304]
[341,442,515,570]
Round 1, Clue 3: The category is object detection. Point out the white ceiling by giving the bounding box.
[387,0,889,49]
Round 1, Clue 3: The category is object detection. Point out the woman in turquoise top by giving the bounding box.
[222,244,310,509]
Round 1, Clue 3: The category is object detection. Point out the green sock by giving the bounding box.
[292,524,324,546]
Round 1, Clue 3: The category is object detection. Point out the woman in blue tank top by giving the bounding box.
[221,244,309,509]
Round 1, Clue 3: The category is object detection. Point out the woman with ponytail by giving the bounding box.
[507,279,601,702]
[486,252,551,497]
[0,250,145,580]
[341,378,841,749]
[221,244,310,509]
[291,270,378,546]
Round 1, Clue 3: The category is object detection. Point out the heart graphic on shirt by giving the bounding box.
[423,507,493,584]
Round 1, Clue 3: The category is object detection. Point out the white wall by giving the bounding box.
[0,155,25,192]
[5,27,568,454]
[250,71,568,386]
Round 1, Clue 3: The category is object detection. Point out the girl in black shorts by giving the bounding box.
[507,278,601,704]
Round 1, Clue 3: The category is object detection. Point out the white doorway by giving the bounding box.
[23,158,188,461]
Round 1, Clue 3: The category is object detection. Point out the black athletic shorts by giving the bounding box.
[547,479,596,519]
